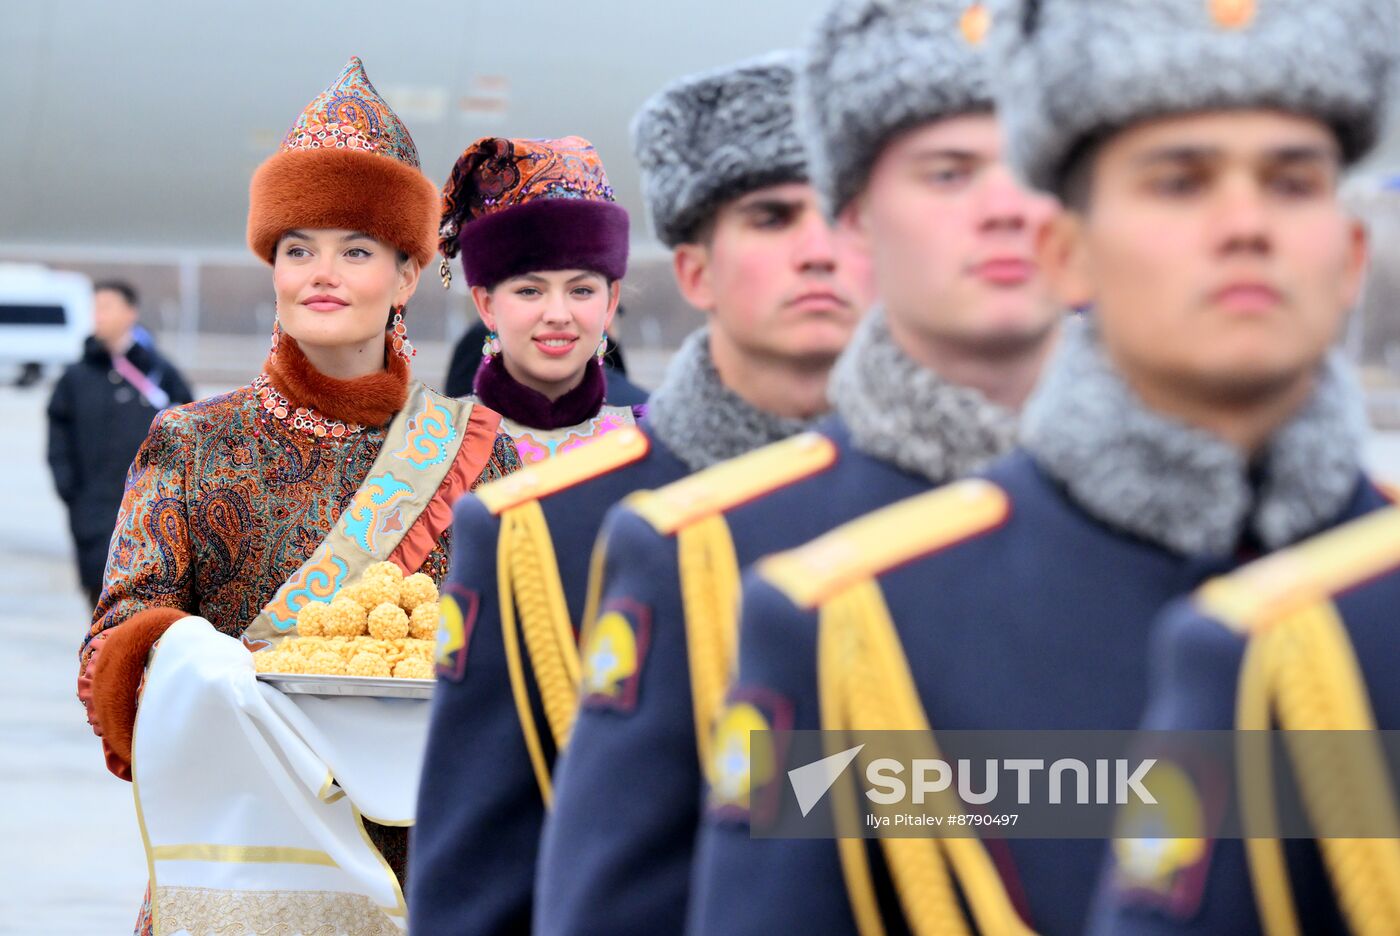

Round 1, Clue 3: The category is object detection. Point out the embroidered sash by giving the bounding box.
[243,381,495,645]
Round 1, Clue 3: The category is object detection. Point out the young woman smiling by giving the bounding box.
[438,136,644,463]
[76,58,521,935]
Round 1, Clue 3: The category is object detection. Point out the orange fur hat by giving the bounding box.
[247,56,438,267]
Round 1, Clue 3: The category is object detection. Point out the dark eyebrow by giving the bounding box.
[1266,144,1341,167]
[566,271,604,284]
[283,229,310,241]
[736,196,804,214]
[1133,143,1341,169]
[1133,146,1221,168]
[908,148,985,163]
[341,231,376,243]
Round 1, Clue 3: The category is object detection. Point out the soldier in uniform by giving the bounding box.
[1087,507,1400,936]
[535,2,1061,932]
[407,53,875,934]
[687,0,1398,933]
[1083,18,1400,933]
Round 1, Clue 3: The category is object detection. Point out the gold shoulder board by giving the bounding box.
[626,432,837,535]
[475,426,651,516]
[760,478,1011,610]
[1198,505,1400,634]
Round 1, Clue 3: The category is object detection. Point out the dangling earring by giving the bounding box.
[481,330,501,362]
[389,305,416,362]
[439,258,452,290]
[595,334,609,361]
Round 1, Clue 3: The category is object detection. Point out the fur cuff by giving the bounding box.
[86,607,189,781]
[457,198,629,290]
[248,147,440,267]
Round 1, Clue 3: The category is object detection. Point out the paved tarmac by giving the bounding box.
[0,385,148,934]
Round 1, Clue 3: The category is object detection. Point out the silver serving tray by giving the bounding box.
[257,672,435,700]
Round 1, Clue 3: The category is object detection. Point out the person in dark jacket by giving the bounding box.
[45,280,194,607]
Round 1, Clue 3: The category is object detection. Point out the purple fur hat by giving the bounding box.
[438,136,629,290]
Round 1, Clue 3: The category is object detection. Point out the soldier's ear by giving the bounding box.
[1339,216,1369,311]
[1038,213,1093,310]
[837,195,872,254]
[672,242,717,313]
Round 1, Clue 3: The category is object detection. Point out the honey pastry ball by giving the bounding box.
[393,657,434,680]
[368,603,410,640]
[347,651,391,678]
[296,601,332,637]
[364,561,405,584]
[326,597,369,637]
[398,573,438,612]
[305,650,348,676]
[356,575,400,611]
[405,638,435,660]
[408,602,439,641]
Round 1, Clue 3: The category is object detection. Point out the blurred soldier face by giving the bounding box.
[1043,110,1367,410]
[470,271,620,400]
[273,228,421,359]
[844,114,1061,360]
[92,288,139,349]
[673,182,874,369]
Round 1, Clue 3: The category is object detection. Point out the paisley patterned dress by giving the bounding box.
[81,380,519,669]
[80,352,520,935]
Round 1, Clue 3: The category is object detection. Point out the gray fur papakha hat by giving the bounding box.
[632,52,809,247]
[993,0,1400,197]
[801,0,997,217]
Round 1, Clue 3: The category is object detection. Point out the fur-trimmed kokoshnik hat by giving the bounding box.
[992,0,1400,198]
[438,136,629,290]
[632,52,810,248]
[247,56,439,267]
[801,0,997,218]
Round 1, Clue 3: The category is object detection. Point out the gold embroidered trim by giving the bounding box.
[151,844,338,866]
[153,885,399,936]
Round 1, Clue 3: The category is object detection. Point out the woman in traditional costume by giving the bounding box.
[436,136,645,463]
[76,57,520,934]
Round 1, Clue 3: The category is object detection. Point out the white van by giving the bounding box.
[0,263,93,373]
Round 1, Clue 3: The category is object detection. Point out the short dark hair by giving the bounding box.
[93,279,139,309]
[1057,133,1107,215]
[681,212,719,248]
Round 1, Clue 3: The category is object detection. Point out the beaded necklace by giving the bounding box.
[252,373,366,439]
